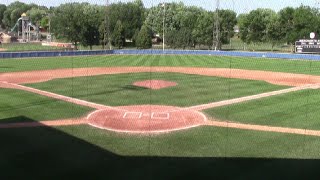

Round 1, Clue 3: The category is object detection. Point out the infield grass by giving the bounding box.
[205,89,320,130]
[26,72,287,107]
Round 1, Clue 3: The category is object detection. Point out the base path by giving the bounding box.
[1,67,320,86]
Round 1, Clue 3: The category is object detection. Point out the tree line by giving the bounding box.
[0,1,319,50]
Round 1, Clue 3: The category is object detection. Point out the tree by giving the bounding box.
[277,6,320,52]
[219,10,237,44]
[136,25,152,49]
[166,28,193,49]
[132,28,140,46]
[0,4,7,29]
[292,6,320,42]
[51,3,105,50]
[278,7,295,44]
[266,14,282,50]
[238,8,277,44]
[80,4,103,50]
[238,13,250,43]
[193,11,214,49]
[107,0,145,41]
[51,3,87,49]
[111,20,125,49]
[26,7,48,26]
[2,2,33,29]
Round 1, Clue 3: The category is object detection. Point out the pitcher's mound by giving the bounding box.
[87,105,206,133]
[133,80,177,90]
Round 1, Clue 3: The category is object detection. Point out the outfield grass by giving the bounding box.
[26,72,287,107]
[1,125,320,179]
[0,55,320,75]
[205,89,320,130]
[0,88,93,123]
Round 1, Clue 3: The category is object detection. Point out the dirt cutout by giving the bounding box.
[133,80,177,90]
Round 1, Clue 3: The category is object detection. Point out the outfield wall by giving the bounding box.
[1,49,320,61]
[0,50,113,59]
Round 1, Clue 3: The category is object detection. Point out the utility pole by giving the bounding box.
[213,0,220,51]
[105,0,112,50]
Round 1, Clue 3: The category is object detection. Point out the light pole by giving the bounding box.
[213,0,220,51]
[105,0,112,50]
[162,2,166,52]
[230,0,235,49]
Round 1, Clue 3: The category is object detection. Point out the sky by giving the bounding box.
[2,0,319,14]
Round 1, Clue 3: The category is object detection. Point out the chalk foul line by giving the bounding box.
[2,82,111,110]
[0,119,87,129]
[206,120,320,137]
[187,84,316,111]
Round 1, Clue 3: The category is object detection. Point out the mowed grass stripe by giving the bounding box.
[26,72,287,107]
[55,125,320,159]
[135,55,152,66]
[150,56,161,67]
[0,88,93,123]
[2,55,320,75]
[205,89,320,130]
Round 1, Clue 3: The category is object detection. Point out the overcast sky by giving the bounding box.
[2,0,319,14]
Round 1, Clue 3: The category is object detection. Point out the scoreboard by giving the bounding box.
[295,39,320,54]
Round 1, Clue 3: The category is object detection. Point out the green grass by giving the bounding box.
[25,72,287,107]
[1,54,320,178]
[204,89,320,130]
[57,125,320,159]
[0,88,93,123]
[0,55,320,75]
[1,43,64,52]
[2,125,320,179]
[222,37,293,52]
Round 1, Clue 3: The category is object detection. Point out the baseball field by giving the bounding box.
[1,54,320,179]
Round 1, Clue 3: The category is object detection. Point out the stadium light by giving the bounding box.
[213,0,220,51]
[162,2,166,52]
[105,0,112,50]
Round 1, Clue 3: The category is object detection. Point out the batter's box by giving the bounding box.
[151,113,170,120]
[123,112,142,119]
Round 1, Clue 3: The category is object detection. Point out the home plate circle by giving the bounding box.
[87,105,207,133]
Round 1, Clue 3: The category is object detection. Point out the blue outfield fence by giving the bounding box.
[1,49,320,61]
[0,50,114,59]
